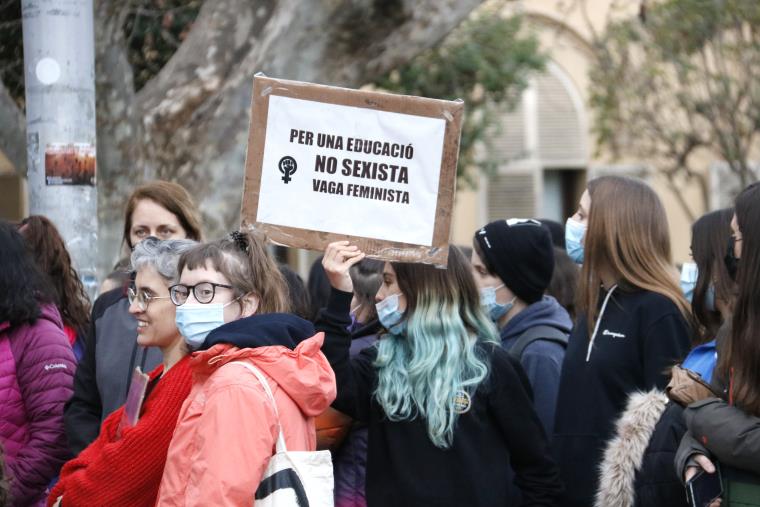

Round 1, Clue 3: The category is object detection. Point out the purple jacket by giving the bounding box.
[0,304,75,507]
[333,321,380,507]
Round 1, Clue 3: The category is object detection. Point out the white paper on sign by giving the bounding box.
[256,95,446,246]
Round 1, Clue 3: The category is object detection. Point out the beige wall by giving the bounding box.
[451,0,710,264]
[0,173,28,221]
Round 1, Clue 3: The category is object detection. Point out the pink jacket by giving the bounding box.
[156,332,336,506]
[0,304,75,507]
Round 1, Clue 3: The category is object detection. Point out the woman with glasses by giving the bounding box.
[156,230,336,506]
[49,238,197,507]
[65,180,203,457]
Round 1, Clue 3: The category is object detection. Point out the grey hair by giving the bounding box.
[130,238,198,283]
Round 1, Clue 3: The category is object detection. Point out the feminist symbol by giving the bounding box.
[279,156,297,184]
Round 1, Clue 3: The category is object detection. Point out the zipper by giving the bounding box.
[585,285,618,362]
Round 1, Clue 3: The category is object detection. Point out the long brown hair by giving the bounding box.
[577,176,691,332]
[123,180,203,249]
[718,182,760,416]
[19,215,91,334]
[177,229,289,314]
[691,208,734,342]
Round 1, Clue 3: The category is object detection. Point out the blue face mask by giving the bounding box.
[679,262,699,304]
[175,300,237,351]
[376,293,406,335]
[565,217,586,264]
[479,284,515,322]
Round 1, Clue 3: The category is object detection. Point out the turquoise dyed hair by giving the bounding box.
[374,290,499,449]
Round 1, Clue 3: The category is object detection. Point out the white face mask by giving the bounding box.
[175,300,238,351]
[479,284,515,322]
[376,293,406,335]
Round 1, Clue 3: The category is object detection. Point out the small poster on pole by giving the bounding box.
[240,75,464,267]
[44,142,96,186]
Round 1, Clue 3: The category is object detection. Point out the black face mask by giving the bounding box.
[725,236,740,281]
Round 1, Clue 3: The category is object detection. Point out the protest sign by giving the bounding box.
[241,75,463,266]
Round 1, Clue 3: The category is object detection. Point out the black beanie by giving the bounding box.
[474,219,555,304]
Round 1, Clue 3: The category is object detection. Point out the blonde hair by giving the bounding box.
[578,176,691,331]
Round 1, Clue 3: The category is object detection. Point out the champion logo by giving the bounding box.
[602,329,626,339]
[44,363,68,371]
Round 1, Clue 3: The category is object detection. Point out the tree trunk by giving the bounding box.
[95,0,486,273]
[1,0,485,275]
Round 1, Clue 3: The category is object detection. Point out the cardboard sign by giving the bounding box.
[241,75,464,267]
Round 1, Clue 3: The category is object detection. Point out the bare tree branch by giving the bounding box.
[136,0,276,126]
[132,0,487,234]
[230,0,488,88]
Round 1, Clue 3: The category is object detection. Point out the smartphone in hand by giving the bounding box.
[686,464,722,507]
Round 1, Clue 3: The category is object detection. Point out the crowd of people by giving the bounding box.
[0,176,758,506]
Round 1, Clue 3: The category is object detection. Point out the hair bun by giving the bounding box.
[230,231,249,253]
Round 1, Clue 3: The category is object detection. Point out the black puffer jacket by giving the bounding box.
[634,401,689,506]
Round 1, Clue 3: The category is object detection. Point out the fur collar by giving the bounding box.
[595,389,669,507]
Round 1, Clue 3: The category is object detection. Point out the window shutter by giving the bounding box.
[536,72,585,163]
[486,172,536,221]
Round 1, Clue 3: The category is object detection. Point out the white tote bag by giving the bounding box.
[231,361,334,507]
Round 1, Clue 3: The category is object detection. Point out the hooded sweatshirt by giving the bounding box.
[497,296,571,507]
[553,287,691,507]
[156,313,336,507]
[500,295,571,437]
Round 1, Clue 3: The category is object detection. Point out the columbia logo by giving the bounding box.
[44,363,68,371]
[602,330,626,339]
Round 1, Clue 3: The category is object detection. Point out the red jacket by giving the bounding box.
[49,355,192,507]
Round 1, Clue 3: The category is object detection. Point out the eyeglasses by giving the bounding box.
[169,282,234,306]
[127,287,171,311]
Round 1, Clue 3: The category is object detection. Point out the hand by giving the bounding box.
[322,241,365,293]
[685,453,716,483]
[685,454,721,506]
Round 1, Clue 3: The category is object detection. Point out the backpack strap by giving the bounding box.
[508,325,569,360]
[230,361,289,453]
